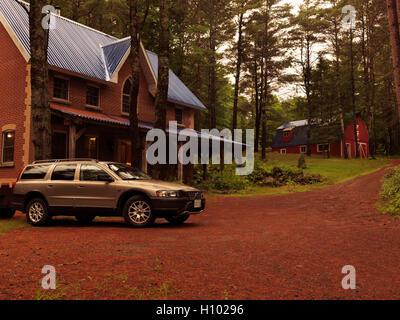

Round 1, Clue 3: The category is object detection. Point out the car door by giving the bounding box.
[46,164,78,209]
[75,164,116,210]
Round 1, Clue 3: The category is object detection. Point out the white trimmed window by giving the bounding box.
[122,79,132,114]
[317,144,330,153]
[280,149,287,155]
[300,146,307,154]
[2,130,15,164]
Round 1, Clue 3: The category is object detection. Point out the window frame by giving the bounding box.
[175,108,183,125]
[2,130,15,165]
[53,76,70,101]
[300,145,307,154]
[86,85,101,109]
[317,143,330,153]
[283,131,290,138]
[280,149,287,155]
[122,78,132,115]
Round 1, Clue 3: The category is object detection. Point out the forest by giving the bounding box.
[29,0,400,157]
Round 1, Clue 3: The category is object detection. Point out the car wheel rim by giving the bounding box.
[29,202,44,223]
[128,201,151,224]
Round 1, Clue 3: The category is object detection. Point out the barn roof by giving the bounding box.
[271,121,341,148]
[0,0,206,110]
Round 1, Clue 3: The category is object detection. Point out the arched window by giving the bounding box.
[122,79,132,114]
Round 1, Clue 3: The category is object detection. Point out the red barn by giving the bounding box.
[271,114,370,158]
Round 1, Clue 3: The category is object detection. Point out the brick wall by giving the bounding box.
[0,22,29,182]
[49,55,195,129]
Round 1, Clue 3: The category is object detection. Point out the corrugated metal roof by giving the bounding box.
[50,104,154,129]
[277,120,308,130]
[146,50,206,110]
[0,0,206,110]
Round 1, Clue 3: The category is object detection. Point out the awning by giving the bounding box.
[50,104,153,130]
[50,104,246,146]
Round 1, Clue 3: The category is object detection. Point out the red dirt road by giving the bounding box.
[1,163,400,300]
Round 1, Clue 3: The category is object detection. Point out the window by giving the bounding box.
[317,144,330,153]
[280,149,287,155]
[122,79,132,114]
[80,164,110,181]
[283,131,290,138]
[20,165,51,180]
[300,146,307,154]
[51,164,77,181]
[53,77,69,100]
[2,130,15,163]
[88,137,98,159]
[175,108,183,125]
[86,86,100,107]
[107,163,151,181]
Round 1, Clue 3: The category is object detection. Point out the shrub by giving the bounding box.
[194,166,247,192]
[298,154,307,169]
[380,168,400,216]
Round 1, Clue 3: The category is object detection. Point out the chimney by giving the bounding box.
[55,6,61,16]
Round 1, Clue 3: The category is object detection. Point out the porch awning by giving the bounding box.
[50,104,247,146]
[50,104,153,130]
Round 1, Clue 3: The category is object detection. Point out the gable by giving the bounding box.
[0,0,206,110]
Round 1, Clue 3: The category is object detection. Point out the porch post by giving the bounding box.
[177,141,183,182]
[68,124,76,159]
[142,142,149,173]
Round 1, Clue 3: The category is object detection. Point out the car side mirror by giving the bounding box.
[97,174,113,183]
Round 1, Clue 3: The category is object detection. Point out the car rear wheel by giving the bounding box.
[26,198,50,226]
[75,215,96,224]
[123,195,155,228]
[0,208,16,219]
[165,215,190,225]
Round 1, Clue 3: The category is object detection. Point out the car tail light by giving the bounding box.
[13,166,25,191]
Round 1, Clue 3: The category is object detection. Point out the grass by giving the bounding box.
[0,218,29,235]
[206,153,392,198]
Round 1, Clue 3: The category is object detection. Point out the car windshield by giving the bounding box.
[107,163,151,181]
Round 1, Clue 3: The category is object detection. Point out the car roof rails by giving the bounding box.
[32,159,98,164]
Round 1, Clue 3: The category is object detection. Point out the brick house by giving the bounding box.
[271,114,370,158]
[0,0,206,188]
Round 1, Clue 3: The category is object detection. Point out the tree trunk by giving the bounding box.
[29,0,52,161]
[350,27,359,158]
[254,58,260,153]
[129,0,142,169]
[208,28,217,129]
[232,11,244,132]
[153,0,170,179]
[387,0,400,130]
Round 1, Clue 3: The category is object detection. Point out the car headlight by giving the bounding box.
[156,190,179,198]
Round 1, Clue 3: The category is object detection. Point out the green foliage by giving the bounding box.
[298,154,307,169]
[247,160,322,187]
[380,168,400,216]
[194,166,247,192]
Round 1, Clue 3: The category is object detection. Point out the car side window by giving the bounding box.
[51,164,77,181]
[80,164,109,181]
[21,165,52,180]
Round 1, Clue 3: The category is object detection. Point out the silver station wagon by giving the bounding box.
[11,159,205,227]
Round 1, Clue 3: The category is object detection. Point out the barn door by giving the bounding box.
[358,143,368,159]
[346,143,352,158]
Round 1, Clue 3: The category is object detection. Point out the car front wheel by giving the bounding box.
[123,196,155,228]
[26,198,50,226]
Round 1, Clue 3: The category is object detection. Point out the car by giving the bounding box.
[11,159,205,227]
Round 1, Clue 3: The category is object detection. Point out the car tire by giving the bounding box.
[75,215,96,224]
[26,198,50,226]
[165,215,190,225]
[0,208,16,219]
[123,195,155,228]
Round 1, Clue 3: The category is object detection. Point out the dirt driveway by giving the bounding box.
[1,162,400,300]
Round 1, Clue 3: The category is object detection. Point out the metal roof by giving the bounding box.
[277,120,309,130]
[146,50,206,110]
[0,0,206,110]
